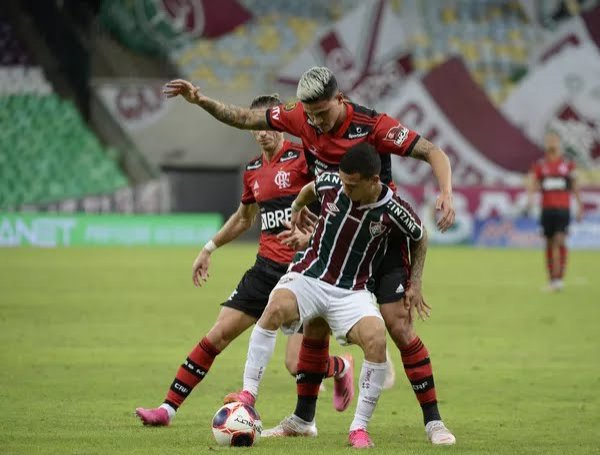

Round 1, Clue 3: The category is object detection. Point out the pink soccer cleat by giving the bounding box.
[135,407,170,426]
[333,354,354,412]
[223,390,256,407]
[348,428,374,448]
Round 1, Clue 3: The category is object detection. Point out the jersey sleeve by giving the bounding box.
[241,172,255,205]
[388,196,424,242]
[370,113,420,156]
[265,101,305,137]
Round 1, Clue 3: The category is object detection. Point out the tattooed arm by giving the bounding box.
[405,228,431,321]
[409,137,455,232]
[163,79,271,130]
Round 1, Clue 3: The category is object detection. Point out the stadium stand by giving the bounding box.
[0,14,127,209]
[411,0,533,104]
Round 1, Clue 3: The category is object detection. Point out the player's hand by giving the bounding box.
[404,280,431,322]
[290,207,316,234]
[435,192,455,232]
[163,79,201,104]
[278,221,312,250]
[192,249,211,287]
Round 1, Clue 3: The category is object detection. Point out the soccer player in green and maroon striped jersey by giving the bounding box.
[224,143,431,448]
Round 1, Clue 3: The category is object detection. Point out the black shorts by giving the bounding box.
[221,255,287,319]
[541,208,570,238]
[369,234,411,304]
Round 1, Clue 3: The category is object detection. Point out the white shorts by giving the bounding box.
[272,272,383,345]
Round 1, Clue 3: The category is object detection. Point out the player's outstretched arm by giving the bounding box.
[405,228,431,322]
[290,182,317,234]
[409,137,455,232]
[192,203,258,287]
[163,79,271,130]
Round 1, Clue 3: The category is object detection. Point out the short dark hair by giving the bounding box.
[250,93,281,109]
[296,67,339,103]
[339,143,381,179]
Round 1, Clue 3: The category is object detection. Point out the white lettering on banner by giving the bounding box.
[84,226,151,245]
[476,191,529,219]
[0,217,76,247]
[261,208,292,230]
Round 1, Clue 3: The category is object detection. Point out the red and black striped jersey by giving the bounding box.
[291,171,424,290]
[531,157,576,209]
[241,140,313,265]
[265,100,420,187]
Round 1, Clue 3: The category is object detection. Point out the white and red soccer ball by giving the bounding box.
[211,402,262,447]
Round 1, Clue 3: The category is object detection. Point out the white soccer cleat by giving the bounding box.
[425,420,456,445]
[262,414,318,438]
[382,351,396,390]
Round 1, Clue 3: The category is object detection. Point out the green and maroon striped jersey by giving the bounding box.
[290,172,423,290]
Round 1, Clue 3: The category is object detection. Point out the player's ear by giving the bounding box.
[335,92,344,104]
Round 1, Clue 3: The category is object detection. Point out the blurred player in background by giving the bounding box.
[224,144,430,448]
[163,67,456,444]
[526,131,584,292]
[135,94,354,427]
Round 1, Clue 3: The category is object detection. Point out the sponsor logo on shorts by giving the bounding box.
[278,274,295,284]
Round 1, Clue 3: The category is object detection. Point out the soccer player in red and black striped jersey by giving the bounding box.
[135,94,353,427]
[164,68,456,445]
[526,131,583,292]
[223,144,430,448]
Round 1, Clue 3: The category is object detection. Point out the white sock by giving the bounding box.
[337,357,350,378]
[349,360,387,431]
[159,403,176,420]
[243,325,278,397]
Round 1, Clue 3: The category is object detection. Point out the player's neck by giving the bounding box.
[328,103,348,135]
[262,138,285,162]
[358,183,383,206]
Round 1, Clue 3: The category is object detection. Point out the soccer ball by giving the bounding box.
[211,402,262,447]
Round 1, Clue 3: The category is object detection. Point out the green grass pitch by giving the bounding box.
[1,245,599,454]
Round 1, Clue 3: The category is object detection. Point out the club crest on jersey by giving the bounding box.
[274,170,291,189]
[385,125,409,146]
[369,220,386,237]
[252,180,260,195]
[284,101,297,111]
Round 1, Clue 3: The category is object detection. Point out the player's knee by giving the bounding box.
[362,330,387,362]
[206,325,236,351]
[260,299,294,329]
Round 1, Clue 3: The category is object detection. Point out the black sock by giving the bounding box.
[422,402,441,425]
[294,396,317,422]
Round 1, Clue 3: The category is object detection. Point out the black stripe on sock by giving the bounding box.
[296,372,325,384]
[410,375,435,393]
[169,379,192,397]
[403,357,431,369]
[183,357,208,379]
